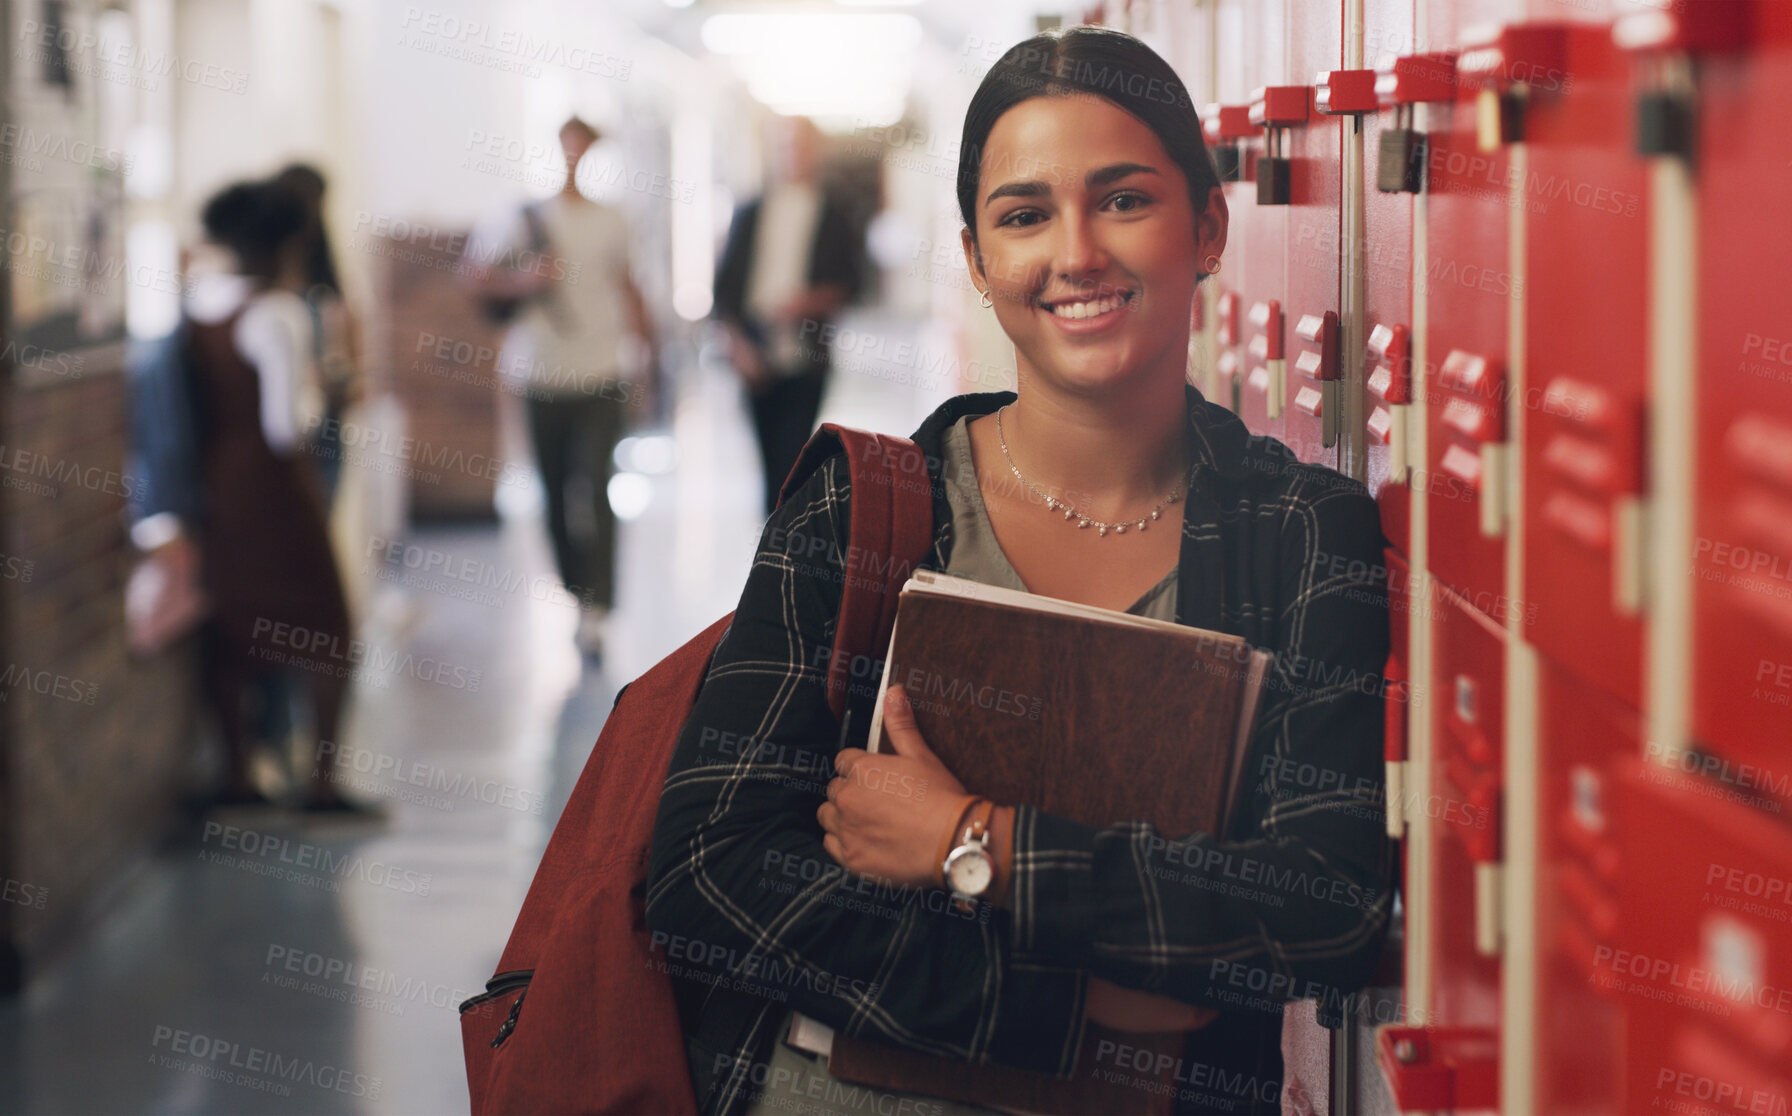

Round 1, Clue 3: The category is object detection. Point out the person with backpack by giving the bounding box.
[462,116,659,656]
[642,27,1394,1116]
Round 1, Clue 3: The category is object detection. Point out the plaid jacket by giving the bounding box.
[646,389,1394,1115]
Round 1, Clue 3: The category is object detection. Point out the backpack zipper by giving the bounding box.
[458,970,533,1050]
[491,986,527,1049]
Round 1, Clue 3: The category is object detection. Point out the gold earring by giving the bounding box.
[1203,254,1223,276]
[978,288,993,309]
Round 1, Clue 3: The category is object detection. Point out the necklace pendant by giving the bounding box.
[1113,523,1125,535]
[1150,509,1161,520]
[1077,518,1091,529]
[1097,524,1109,537]
[1046,497,1058,511]
[1063,508,1076,521]
[1136,519,1148,531]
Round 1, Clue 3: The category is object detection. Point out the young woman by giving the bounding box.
[186,179,363,812]
[648,26,1392,1115]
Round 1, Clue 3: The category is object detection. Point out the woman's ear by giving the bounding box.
[960,227,989,295]
[1194,186,1229,266]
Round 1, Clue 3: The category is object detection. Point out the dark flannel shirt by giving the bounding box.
[646,388,1394,1116]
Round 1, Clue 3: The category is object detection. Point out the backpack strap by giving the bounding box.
[778,424,935,723]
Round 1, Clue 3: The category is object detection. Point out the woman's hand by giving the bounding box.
[818,686,968,889]
[1086,978,1220,1033]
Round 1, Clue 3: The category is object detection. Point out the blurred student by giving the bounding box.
[273,163,360,504]
[186,178,364,812]
[712,115,865,514]
[463,116,658,655]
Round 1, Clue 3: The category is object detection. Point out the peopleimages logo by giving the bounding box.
[149,1027,380,1098]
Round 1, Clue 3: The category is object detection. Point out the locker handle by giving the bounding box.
[1367,406,1396,444]
[1366,323,1413,403]
[1724,413,1792,492]
[1248,299,1283,359]
[1315,69,1378,115]
[1542,432,1618,495]
[1443,400,1502,446]
[1383,660,1408,840]
[1294,385,1324,417]
[1216,291,1241,346]
[1249,85,1312,127]
[1613,3,1750,54]
[1475,862,1503,956]
[1203,103,1262,142]
[1440,443,1482,489]
[1456,22,1571,93]
[1541,377,1613,432]
[1540,491,1612,551]
[1374,51,1460,107]
[1295,312,1339,381]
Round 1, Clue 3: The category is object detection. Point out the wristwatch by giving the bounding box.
[942,799,998,912]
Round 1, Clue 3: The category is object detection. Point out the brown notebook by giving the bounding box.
[814,571,1270,1115]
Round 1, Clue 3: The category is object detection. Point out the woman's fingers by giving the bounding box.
[881,685,939,764]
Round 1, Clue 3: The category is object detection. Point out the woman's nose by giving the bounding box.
[1050,210,1108,289]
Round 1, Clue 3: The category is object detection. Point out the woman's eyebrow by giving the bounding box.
[983,162,1160,207]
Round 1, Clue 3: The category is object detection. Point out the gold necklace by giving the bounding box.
[994,405,1187,538]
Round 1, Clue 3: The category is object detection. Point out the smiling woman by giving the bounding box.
[647,24,1392,1116]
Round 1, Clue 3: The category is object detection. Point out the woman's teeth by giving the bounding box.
[1046,292,1131,319]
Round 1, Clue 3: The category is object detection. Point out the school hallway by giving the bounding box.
[0,323,943,1116]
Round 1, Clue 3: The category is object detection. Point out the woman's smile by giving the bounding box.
[1037,287,1138,333]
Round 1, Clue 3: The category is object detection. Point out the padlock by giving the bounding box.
[1635,89,1693,158]
[1377,105,1426,193]
[1257,156,1291,205]
[1213,143,1242,183]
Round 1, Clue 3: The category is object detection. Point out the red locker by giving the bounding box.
[1679,2,1792,777]
[1280,2,1344,468]
[1213,0,1288,442]
[1420,18,1547,617]
[1203,105,1259,419]
[1617,769,1792,1116]
[1359,0,1420,557]
[1535,660,1636,1115]
[1521,24,1650,709]
[1420,583,1506,1113]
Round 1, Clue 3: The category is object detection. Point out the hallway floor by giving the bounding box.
[0,320,951,1115]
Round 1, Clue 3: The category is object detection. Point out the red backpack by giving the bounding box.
[459,424,935,1115]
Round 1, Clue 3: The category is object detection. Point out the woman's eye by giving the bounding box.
[997,209,1043,228]
[1106,191,1150,212]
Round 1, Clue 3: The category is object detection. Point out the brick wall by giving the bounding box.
[1,364,196,989]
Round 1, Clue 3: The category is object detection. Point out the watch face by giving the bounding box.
[946,848,993,895]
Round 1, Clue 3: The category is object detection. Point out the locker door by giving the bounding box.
[1522,24,1649,709]
[1534,660,1634,1115]
[1281,4,1344,468]
[1418,22,1518,617]
[1359,0,1420,556]
[1617,769,1792,1116]
[1217,0,1288,441]
[1421,584,1506,1112]
[1687,3,1792,777]
[1203,105,1260,419]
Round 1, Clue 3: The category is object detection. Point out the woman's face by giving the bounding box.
[961,94,1225,397]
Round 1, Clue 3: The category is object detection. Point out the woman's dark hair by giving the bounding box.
[956,26,1220,243]
[273,163,342,295]
[201,179,309,282]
